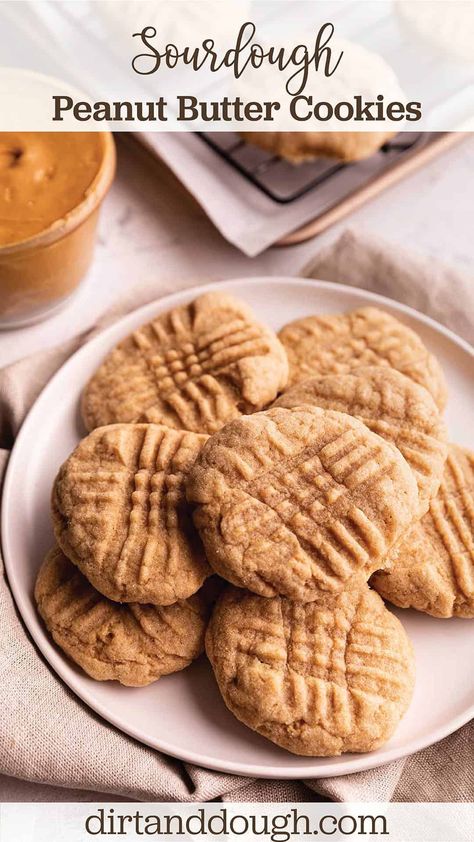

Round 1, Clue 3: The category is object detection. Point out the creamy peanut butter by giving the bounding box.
[0,133,104,246]
[0,131,115,328]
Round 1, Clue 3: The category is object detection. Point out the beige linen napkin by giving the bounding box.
[0,230,472,802]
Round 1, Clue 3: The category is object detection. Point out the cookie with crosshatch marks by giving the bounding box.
[278,307,447,411]
[35,547,210,686]
[52,424,211,604]
[372,444,474,618]
[273,367,448,518]
[81,292,288,435]
[186,405,418,601]
[206,584,415,756]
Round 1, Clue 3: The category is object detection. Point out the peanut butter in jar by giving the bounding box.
[0,132,115,328]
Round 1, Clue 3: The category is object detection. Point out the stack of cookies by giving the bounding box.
[35,290,474,757]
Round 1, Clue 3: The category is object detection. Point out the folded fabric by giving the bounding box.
[303,228,474,345]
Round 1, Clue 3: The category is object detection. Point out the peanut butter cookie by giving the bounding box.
[274,367,447,517]
[187,406,418,601]
[279,307,447,411]
[206,584,415,756]
[240,131,394,164]
[82,292,288,434]
[35,547,210,686]
[372,444,474,618]
[52,424,210,604]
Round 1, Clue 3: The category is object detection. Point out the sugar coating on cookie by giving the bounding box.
[81,292,289,434]
[35,547,210,686]
[372,444,474,618]
[274,367,447,517]
[278,307,447,411]
[187,406,418,601]
[52,424,211,604]
[206,585,415,756]
[240,131,394,164]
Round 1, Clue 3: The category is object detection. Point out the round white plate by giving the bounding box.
[2,278,474,779]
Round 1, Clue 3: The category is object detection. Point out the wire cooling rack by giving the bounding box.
[197,132,426,204]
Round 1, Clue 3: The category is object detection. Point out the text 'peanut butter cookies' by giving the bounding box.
[372,444,474,618]
[35,547,210,686]
[52,424,211,605]
[187,406,418,601]
[82,292,289,435]
[279,307,447,411]
[206,585,415,756]
[274,367,448,517]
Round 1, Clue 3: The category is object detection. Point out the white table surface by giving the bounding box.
[1,132,473,801]
[1,134,473,367]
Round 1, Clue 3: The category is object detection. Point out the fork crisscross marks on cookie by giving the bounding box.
[52,424,210,605]
[206,586,415,756]
[187,406,418,602]
[274,367,448,517]
[372,444,474,618]
[278,307,447,411]
[35,547,209,686]
[81,292,289,434]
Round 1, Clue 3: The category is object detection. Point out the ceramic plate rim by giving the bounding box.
[2,276,473,779]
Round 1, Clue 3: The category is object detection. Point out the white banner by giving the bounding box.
[0,0,473,131]
[0,802,473,842]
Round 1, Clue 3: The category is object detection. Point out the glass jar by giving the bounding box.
[0,132,116,329]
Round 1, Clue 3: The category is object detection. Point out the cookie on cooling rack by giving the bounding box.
[240,131,395,164]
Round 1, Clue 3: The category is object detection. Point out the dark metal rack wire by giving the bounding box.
[198,132,425,204]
